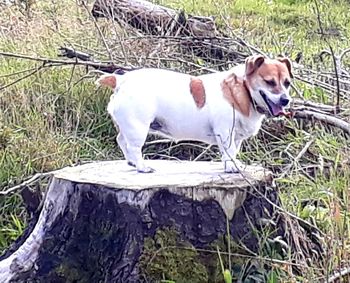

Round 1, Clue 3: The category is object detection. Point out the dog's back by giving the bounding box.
[108,68,219,143]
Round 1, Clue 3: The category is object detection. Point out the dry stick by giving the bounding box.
[0,51,133,72]
[193,144,213,161]
[277,137,315,180]
[0,172,54,196]
[313,0,341,114]
[292,98,346,114]
[0,66,38,79]
[294,75,350,97]
[326,267,350,283]
[293,110,350,136]
[81,0,114,61]
[301,67,350,85]
[0,64,48,91]
[218,138,325,237]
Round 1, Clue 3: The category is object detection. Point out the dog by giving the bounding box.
[96,55,293,173]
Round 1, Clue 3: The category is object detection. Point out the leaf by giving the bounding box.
[224,269,232,283]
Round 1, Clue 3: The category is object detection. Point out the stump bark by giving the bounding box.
[0,160,320,282]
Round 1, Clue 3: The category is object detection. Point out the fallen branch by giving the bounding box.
[92,0,218,37]
[0,64,46,91]
[277,137,315,180]
[326,266,350,283]
[0,51,133,76]
[292,109,350,136]
[0,172,54,196]
[91,0,249,64]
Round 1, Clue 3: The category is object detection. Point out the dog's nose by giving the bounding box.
[279,94,290,106]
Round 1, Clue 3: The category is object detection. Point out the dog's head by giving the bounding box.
[244,55,293,116]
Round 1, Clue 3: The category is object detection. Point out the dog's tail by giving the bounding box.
[95,73,118,90]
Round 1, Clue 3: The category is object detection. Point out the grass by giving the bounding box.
[1,0,350,281]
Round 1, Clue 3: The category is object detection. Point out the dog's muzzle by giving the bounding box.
[259,91,289,117]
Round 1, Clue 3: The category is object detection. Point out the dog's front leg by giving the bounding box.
[215,133,242,173]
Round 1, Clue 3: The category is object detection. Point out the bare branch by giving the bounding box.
[313,0,341,113]
[81,0,114,61]
[326,266,350,283]
[0,51,134,73]
[292,109,350,136]
[0,172,54,196]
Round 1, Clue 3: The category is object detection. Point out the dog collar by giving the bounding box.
[243,81,269,115]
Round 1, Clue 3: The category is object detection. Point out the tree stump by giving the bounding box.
[0,160,320,282]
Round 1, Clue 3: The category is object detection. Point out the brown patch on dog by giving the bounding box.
[96,74,117,89]
[221,73,251,117]
[190,77,206,109]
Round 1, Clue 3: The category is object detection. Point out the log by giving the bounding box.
[92,0,217,37]
[91,0,248,63]
[0,160,321,282]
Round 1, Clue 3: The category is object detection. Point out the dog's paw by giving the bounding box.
[137,166,155,173]
[127,161,136,167]
[224,160,243,173]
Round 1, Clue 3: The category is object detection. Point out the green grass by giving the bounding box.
[1,0,350,281]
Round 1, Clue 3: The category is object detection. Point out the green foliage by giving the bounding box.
[140,228,208,283]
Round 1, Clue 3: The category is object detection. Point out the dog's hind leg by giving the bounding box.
[119,121,154,173]
[116,133,136,168]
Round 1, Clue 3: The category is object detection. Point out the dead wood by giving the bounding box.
[91,0,250,64]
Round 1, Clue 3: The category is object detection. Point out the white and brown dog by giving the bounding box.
[96,55,293,173]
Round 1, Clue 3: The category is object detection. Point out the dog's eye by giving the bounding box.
[264,79,276,87]
[284,80,291,88]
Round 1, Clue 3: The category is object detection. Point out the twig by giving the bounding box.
[278,137,315,179]
[58,46,92,61]
[0,66,38,79]
[292,98,346,114]
[0,65,46,91]
[218,133,324,237]
[144,139,172,145]
[0,51,133,73]
[292,109,350,136]
[81,0,114,61]
[194,144,213,161]
[0,172,54,196]
[313,0,341,114]
[325,266,350,283]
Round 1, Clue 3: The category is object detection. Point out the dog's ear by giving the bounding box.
[278,57,293,78]
[245,55,265,76]
[221,73,250,117]
[96,73,117,89]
